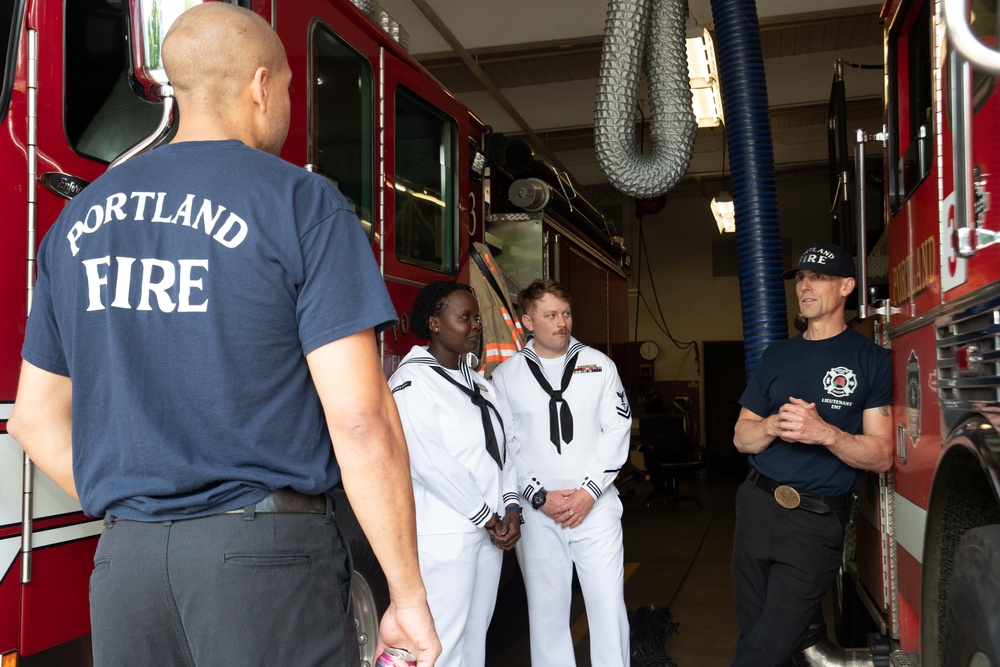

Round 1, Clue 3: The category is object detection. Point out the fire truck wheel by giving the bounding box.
[351,545,391,666]
[942,525,1000,666]
[332,488,391,665]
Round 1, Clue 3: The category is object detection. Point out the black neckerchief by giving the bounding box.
[430,366,505,469]
[524,351,580,454]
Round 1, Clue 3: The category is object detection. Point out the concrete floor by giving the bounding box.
[485,465,746,666]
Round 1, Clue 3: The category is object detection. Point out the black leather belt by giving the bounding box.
[747,469,848,515]
[223,488,328,515]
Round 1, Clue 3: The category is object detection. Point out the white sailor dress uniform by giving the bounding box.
[490,337,632,667]
[389,346,519,667]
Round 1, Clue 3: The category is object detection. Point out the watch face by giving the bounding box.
[532,490,547,509]
[640,341,659,360]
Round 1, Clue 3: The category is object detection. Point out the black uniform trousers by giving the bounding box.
[730,479,847,667]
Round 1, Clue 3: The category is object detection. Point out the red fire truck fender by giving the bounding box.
[918,415,1000,661]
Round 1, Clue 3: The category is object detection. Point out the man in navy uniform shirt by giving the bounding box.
[730,244,892,666]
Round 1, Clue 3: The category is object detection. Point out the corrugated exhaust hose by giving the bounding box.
[595,0,696,198]
[710,0,787,379]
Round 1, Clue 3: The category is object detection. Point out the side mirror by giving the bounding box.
[114,0,201,166]
[943,0,1000,75]
[126,0,202,102]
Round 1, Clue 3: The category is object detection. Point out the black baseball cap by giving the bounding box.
[781,244,856,280]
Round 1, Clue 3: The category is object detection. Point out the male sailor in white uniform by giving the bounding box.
[490,279,631,667]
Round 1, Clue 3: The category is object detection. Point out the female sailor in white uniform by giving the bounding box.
[389,281,522,667]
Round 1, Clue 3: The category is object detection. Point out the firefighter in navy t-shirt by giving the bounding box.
[731,244,892,667]
[8,4,440,666]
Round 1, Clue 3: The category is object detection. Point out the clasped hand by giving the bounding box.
[486,512,521,551]
[775,396,831,445]
[541,488,595,528]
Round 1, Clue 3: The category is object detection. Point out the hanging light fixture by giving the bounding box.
[686,27,724,128]
[712,133,734,233]
[711,191,735,233]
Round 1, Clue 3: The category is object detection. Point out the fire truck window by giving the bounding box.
[0,1,24,119]
[394,87,457,274]
[311,24,374,240]
[65,0,162,163]
[887,0,932,211]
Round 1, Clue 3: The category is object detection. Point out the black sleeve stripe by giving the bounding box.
[470,504,491,524]
[603,466,623,473]
[391,381,412,394]
[586,480,602,498]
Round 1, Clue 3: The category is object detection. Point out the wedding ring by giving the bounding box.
[568,509,575,517]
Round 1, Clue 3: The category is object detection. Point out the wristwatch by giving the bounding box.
[530,488,548,510]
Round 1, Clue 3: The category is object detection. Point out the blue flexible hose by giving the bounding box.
[710,0,788,379]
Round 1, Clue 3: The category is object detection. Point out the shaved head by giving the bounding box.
[162,3,291,154]
[164,3,284,105]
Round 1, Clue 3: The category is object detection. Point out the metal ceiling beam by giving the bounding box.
[502,97,883,153]
[406,0,573,178]
[416,9,882,86]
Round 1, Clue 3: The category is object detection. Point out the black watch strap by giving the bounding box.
[506,505,525,524]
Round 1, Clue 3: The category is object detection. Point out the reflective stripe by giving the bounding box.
[31,519,103,548]
[894,491,926,564]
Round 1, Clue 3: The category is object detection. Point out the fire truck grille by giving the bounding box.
[936,294,1000,409]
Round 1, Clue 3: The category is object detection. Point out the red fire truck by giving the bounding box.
[0,1,627,664]
[828,0,1000,663]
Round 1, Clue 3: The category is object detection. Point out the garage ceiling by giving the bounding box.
[374,0,887,191]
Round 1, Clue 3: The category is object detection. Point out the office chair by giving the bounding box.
[638,412,705,509]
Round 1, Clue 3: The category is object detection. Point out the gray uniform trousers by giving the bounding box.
[90,501,355,666]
